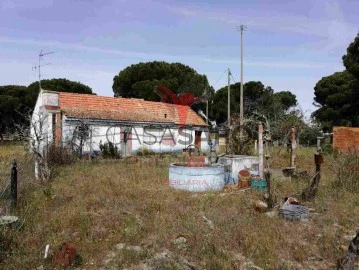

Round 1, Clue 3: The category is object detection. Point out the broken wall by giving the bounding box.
[333,126,359,151]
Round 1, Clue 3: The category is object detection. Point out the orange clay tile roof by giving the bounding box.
[55,91,207,126]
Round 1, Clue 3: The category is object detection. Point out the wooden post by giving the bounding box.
[264,171,275,209]
[10,159,17,210]
[311,153,322,198]
[301,153,323,201]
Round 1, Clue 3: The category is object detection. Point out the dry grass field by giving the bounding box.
[0,142,358,269]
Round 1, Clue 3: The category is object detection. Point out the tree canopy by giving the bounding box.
[313,33,359,130]
[0,79,94,136]
[210,81,297,124]
[27,78,94,108]
[112,61,214,101]
[343,33,359,78]
[0,85,29,135]
[312,71,358,131]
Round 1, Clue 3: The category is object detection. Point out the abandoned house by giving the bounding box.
[31,90,210,157]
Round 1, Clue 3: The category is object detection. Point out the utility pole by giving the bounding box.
[227,68,231,127]
[206,99,209,125]
[237,25,246,137]
[33,50,54,91]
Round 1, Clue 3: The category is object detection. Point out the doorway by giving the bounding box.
[195,131,202,150]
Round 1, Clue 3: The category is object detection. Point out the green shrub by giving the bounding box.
[136,146,152,156]
[321,143,333,154]
[99,141,121,159]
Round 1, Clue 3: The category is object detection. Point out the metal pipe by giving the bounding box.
[10,159,17,210]
[291,127,296,167]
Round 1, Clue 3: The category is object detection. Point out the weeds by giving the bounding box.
[0,227,14,263]
[99,141,121,159]
[136,146,153,156]
[0,144,358,269]
[331,148,359,192]
[46,145,75,166]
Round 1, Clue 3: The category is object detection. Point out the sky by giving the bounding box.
[0,0,358,118]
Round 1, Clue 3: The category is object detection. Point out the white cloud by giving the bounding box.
[0,0,18,10]
[0,37,151,60]
[167,1,357,52]
[202,58,335,69]
[0,0,53,11]
[0,37,337,69]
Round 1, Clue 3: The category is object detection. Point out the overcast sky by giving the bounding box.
[0,0,358,116]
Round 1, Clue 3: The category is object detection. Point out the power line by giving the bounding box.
[213,69,227,90]
[230,73,237,84]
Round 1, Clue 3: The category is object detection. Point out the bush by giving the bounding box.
[298,125,322,146]
[331,148,359,192]
[99,141,121,159]
[46,145,75,166]
[321,143,333,154]
[136,146,152,156]
[228,130,254,156]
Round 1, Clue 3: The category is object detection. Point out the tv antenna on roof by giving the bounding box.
[32,50,55,91]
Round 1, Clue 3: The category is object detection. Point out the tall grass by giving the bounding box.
[331,148,359,192]
[0,144,358,269]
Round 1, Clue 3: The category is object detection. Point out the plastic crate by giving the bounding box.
[250,178,267,191]
[279,204,309,221]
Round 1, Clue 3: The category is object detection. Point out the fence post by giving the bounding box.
[300,153,323,201]
[10,159,17,210]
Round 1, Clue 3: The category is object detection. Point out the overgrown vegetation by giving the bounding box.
[136,146,153,156]
[99,141,121,159]
[331,148,359,192]
[46,145,75,166]
[0,227,14,263]
[227,116,254,155]
[0,144,359,269]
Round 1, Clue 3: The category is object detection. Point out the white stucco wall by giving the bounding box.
[61,121,210,156]
[31,90,210,157]
[30,90,53,155]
